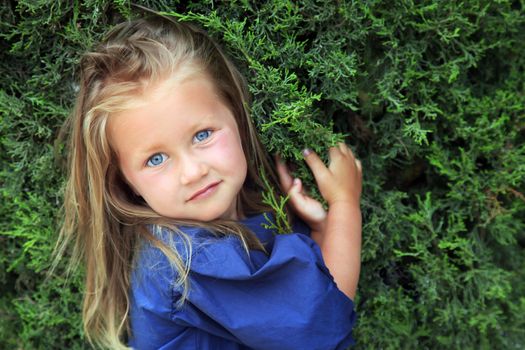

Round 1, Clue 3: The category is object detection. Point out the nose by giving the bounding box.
[179,153,209,185]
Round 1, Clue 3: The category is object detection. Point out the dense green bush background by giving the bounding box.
[1,0,524,348]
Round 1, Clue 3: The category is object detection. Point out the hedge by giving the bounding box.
[1,1,524,349]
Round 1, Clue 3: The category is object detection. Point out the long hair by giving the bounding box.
[54,16,284,349]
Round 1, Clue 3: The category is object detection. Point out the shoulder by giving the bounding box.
[129,224,219,325]
[131,215,316,293]
[131,224,246,285]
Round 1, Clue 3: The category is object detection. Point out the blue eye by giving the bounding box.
[194,130,212,143]
[146,153,168,167]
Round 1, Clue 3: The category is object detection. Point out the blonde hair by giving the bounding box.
[54,16,285,349]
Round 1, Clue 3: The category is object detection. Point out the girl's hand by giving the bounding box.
[303,143,362,300]
[303,143,362,207]
[275,155,327,234]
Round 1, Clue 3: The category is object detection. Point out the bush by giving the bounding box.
[1,1,524,348]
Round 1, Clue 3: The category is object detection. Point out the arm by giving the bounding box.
[276,143,363,299]
[318,200,361,299]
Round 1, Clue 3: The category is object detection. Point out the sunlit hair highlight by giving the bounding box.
[54,16,283,349]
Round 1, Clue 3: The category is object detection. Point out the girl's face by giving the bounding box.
[107,75,247,221]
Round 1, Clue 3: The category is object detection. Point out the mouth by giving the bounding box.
[187,181,222,201]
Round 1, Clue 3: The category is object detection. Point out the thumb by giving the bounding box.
[288,177,302,195]
[287,178,327,226]
[287,178,304,206]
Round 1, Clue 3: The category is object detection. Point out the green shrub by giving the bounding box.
[1,1,524,348]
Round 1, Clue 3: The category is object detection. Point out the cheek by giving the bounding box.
[122,166,168,201]
[212,130,246,169]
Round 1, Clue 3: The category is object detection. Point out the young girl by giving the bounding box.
[57,15,362,350]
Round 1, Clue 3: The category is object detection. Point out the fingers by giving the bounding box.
[329,146,342,163]
[275,154,293,191]
[343,143,362,176]
[302,148,329,180]
[275,154,307,208]
[287,178,328,225]
[279,145,362,201]
[338,142,350,155]
[335,142,355,159]
[333,143,362,173]
[355,159,362,172]
[288,178,303,197]
[287,178,309,213]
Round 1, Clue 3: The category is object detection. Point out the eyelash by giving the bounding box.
[145,129,214,167]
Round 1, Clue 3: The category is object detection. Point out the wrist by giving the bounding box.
[328,200,361,214]
[325,201,362,237]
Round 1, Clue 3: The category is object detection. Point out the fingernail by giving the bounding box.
[302,148,312,157]
[293,178,300,186]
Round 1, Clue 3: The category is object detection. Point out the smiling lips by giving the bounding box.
[188,181,222,201]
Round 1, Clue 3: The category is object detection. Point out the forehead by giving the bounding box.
[106,75,238,155]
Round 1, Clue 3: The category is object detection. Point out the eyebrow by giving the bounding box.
[139,144,165,157]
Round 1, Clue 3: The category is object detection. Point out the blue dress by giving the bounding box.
[129,213,356,349]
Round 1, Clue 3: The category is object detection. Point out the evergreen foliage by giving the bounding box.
[1,0,524,348]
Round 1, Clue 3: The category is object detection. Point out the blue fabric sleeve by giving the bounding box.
[170,228,356,350]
